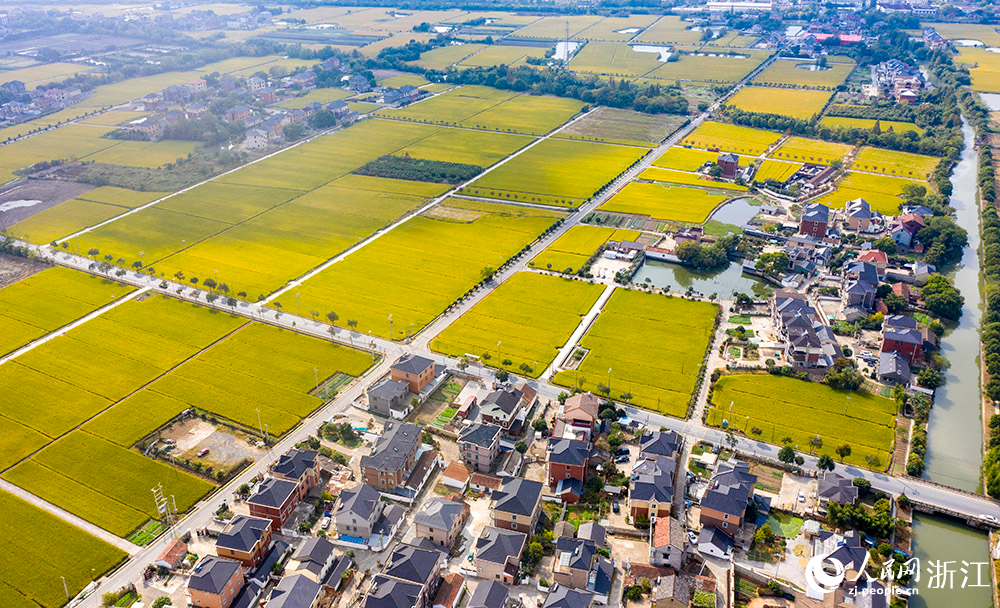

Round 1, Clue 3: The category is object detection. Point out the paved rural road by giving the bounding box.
[17,51,999,606]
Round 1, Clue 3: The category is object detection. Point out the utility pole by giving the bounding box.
[61,576,69,601]
[256,408,265,443]
[389,314,394,341]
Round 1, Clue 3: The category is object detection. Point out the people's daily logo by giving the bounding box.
[805,552,846,594]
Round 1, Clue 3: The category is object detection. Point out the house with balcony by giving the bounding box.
[414,498,469,550]
[556,393,600,442]
[272,448,319,502]
[247,477,299,532]
[628,455,675,520]
[699,461,756,540]
[334,483,406,551]
[475,527,527,583]
[390,354,435,393]
[215,515,273,569]
[361,422,420,492]
[491,477,543,533]
[187,556,245,608]
[547,439,590,504]
[285,537,338,584]
[459,423,501,473]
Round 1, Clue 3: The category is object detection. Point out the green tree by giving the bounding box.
[532,418,549,432]
[515,440,527,453]
[917,367,944,389]
[753,523,775,545]
[883,293,908,314]
[327,311,339,325]
[755,252,790,277]
[817,454,836,471]
[835,444,852,461]
[495,369,510,382]
[778,445,796,463]
[873,237,898,254]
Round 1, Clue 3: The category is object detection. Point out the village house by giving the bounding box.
[628,454,676,520]
[187,556,245,608]
[547,438,590,503]
[475,526,527,583]
[334,483,406,550]
[367,378,413,419]
[215,514,273,569]
[390,354,436,393]
[479,387,524,432]
[799,203,830,238]
[361,422,420,492]
[491,477,543,533]
[285,537,338,584]
[265,574,322,608]
[226,105,253,123]
[459,423,501,473]
[414,498,469,549]
[468,581,511,608]
[556,392,600,442]
[247,477,299,532]
[699,460,756,539]
[845,198,871,231]
[272,448,319,502]
[650,517,685,570]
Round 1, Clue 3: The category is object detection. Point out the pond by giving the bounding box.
[632,258,770,298]
[910,514,991,608]
[708,197,758,227]
[631,45,672,62]
[615,27,641,34]
[795,63,832,71]
[553,41,582,61]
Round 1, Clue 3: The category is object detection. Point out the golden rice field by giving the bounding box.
[409,43,486,69]
[680,121,782,156]
[752,57,855,89]
[631,15,703,45]
[568,42,666,78]
[956,47,1000,93]
[726,86,833,119]
[571,15,658,42]
[819,116,922,134]
[754,159,801,183]
[769,136,852,165]
[456,44,549,68]
[815,171,925,214]
[513,15,606,38]
[0,62,97,88]
[529,225,640,273]
[599,182,728,223]
[927,22,1000,46]
[646,50,771,83]
[852,147,940,180]
[84,140,200,169]
[638,167,750,192]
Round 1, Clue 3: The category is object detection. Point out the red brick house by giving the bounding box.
[547,439,590,504]
[799,203,830,238]
[247,477,299,532]
[272,448,319,502]
[881,328,922,363]
[390,354,435,393]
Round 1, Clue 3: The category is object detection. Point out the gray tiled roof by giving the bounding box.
[189,556,241,594]
[640,431,682,459]
[267,574,321,608]
[543,585,594,608]
[481,388,523,416]
[392,354,434,375]
[818,472,859,504]
[369,379,411,401]
[361,422,420,473]
[217,515,271,553]
[414,498,465,532]
[577,522,605,546]
[630,455,675,503]
[548,439,590,466]
[247,477,297,509]
[802,203,829,223]
[587,557,613,596]
[469,581,509,608]
[476,527,527,565]
[884,328,921,345]
[701,460,755,518]
[291,537,335,576]
[492,477,543,517]
[878,350,910,381]
[365,575,423,608]
[884,315,918,330]
[274,448,317,481]
[555,537,597,571]
[337,483,381,520]
[384,543,439,586]
[460,423,501,448]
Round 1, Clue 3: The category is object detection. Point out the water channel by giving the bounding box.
[912,117,990,605]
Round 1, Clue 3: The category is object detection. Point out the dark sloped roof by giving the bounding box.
[365,575,423,608]
[640,431,682,459]
[588,557,613,596]
[884,328,921,345]
[482,388,523,417]
[701,460,755,517]
[322,555,353,588]
[291,537,335,576]
[361,422,420,473]
[189,556,241,594]
[476,527,527,564]
[267,574,321,608]
[555,537,597,572]
[369,379,411,401]
[274,448,317,481]
[818,472,859,504]
[884,315,918,330]
[393,354,434,375]
[414,498,465,532]
[217,515,271,553]
[337,483,381,520]
[802,203,829,223]
[384,544,440,585]
[460,423,501,448]
[630,455,675,503]
[469,581,509,608]
[543,585,594,608]
[247,477,297,509]
[577,522,606,546]
[492,478,543,517]
[548,439,590,466]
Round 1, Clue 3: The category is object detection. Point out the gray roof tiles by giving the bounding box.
[383,543,440,585]
[476,527,527,565]
[492,477,543,517]
[217,515,271,553]
[247,477,297,510]
[361,422,420,474]
[460,423,501,448]
[547,439,590,466]
[701,460,755,517]
[189,556,242,594]
[392,354,434,375]
[273,448,317,481]
[469,581,509,608]
[414,498,466,532]
[267,574,321,608]
[337,483,381,520]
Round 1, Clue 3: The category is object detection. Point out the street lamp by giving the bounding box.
[389,314,394,341]
[607,367,612,393]
[60,576,69,600]
[314,367,319,394]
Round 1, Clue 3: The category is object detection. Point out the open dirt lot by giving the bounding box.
[0,179,94,229]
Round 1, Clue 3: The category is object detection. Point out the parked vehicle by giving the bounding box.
[197,448,210,457]
[614,454,630,463]
[321,516,331,530]
[612,501,620,514]
[614,448,630,457]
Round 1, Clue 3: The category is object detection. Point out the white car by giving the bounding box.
[980,514,998,524]
[798,490,805,503]
[321,516,331,530]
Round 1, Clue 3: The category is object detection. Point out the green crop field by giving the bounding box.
[726,86,832,119]
[277,199,562,339]
[430,272,604,376]
[554,106,673,147]
[852,146,940,180]
[752,58,855,88]
[397,128,532,166]
[459,95,584,136]
[456,44,549,68]
[646,50,770,83]
[600,182,727,223]
[819,116,922,134]
[13,199,131,244]
[754,159,801,182]
[553,288,717,416]
[680,121,782,155]
[815,171,925,214]
[0,267,133,357]
[0,123,119,183]
[638,167,750,192]
[631,15,702,45]
[377,85,517,126]
[706,374,896,468]
[770,136,852,165]
[529,225,640,273]
[84,140,200,169]
[571,15,658,41]
[464,138,647,207]
[568,42,665,77]
[409,43,486,69]
[0,490,125,608]
[514,15,606,38]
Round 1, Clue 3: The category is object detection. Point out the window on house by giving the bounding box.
[723,522,728,528]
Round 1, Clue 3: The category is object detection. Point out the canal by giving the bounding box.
[912,117,991,606]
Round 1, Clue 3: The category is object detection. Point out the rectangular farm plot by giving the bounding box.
[815,172,923,214]
[397,128,533,166]
[83,390,189,448]
[464,138,648,207]
[78,186,168,208]
[638,167,749,192]
[155,182,303,224]
[84,139,199,169]
[431,273,604,377]
[568,42,665,77]
[706,374,896,468]
[681,121,781,156]
[819,116,922,134]
[514,15,606,38]
[0,490,126,608]
[600,182,727,223]
[956,47,1000,93]
[653,147,724,171]
[459,95,585,136]
[4,431,214,535]
[726,86,832,119]
[770,137,852,165]
[0,123,119,183]
[529,225,640,273]
[631,16,702,45]
[553,288,718,416]
[555,107,676,147]
[377,85,515,125]
[754,159,801,183]
[280,199,563,339]
[752,58,855,89]
[852,147,940,180]
[408,43,486,69]
[572,15,659,41]
[457,44,549,68]
[0,267,133,357]
[14,198,130,244]
[646,51,770,84]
